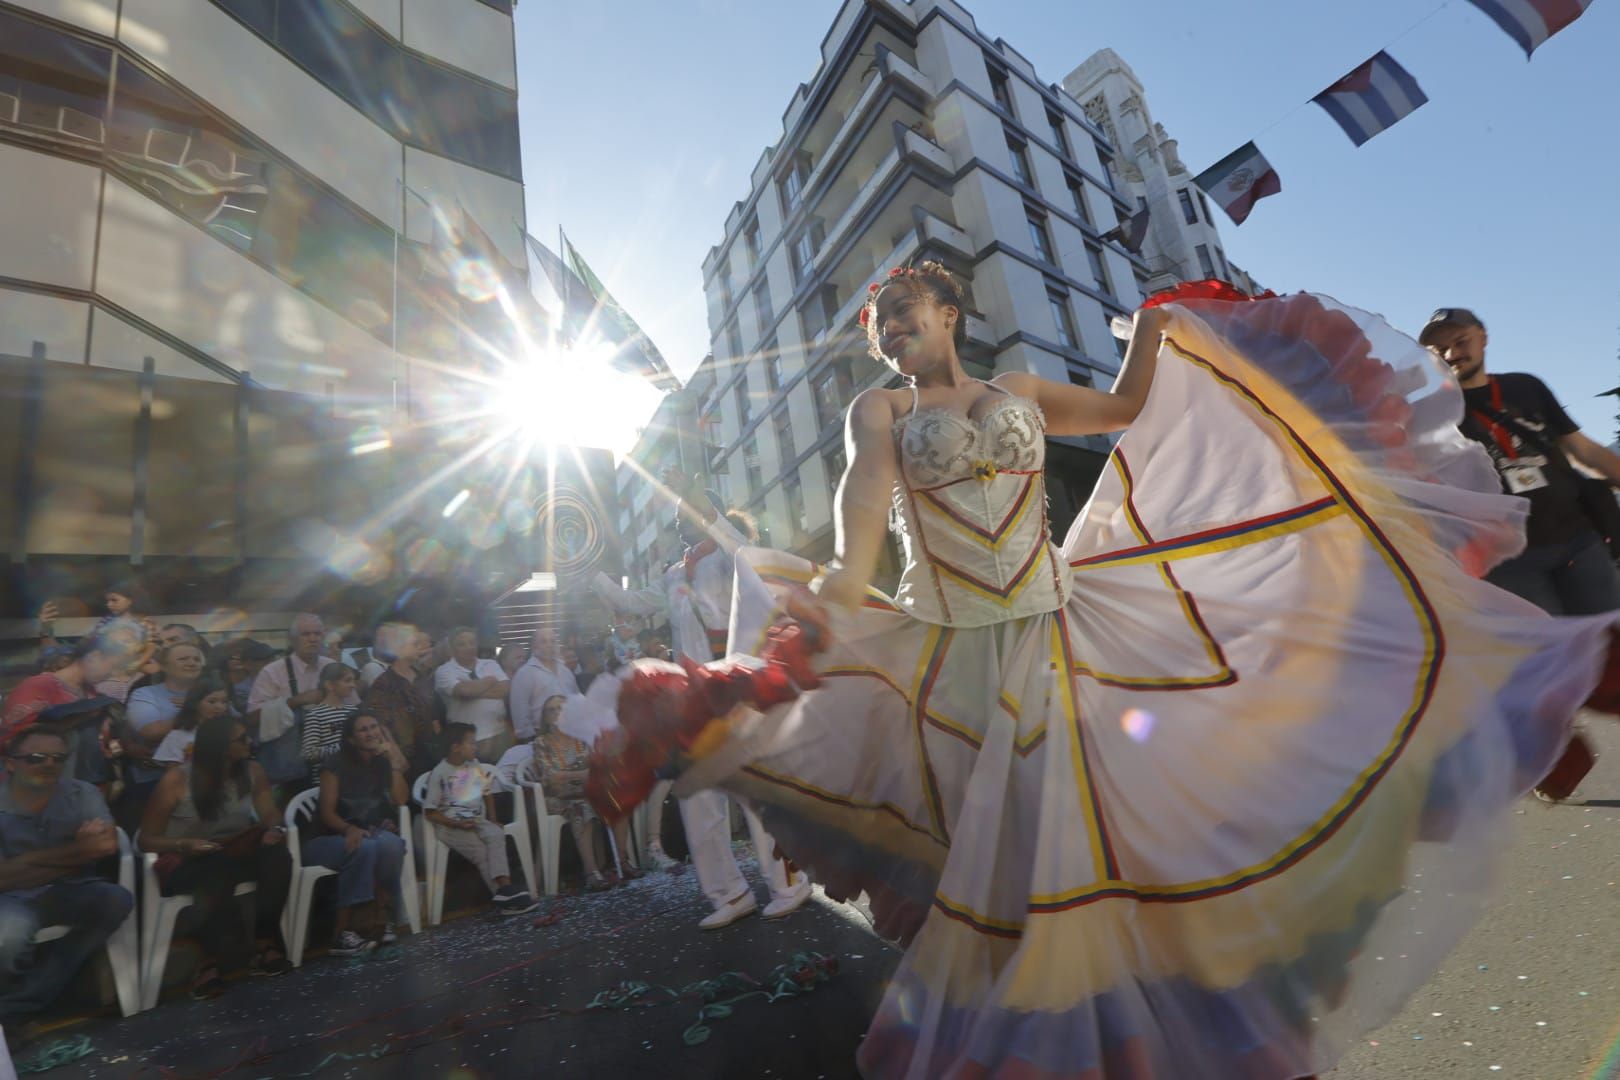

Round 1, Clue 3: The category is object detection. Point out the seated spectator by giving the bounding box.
[139,714,292,997]
[362,624,436,775]
[152,681,230,766]
[304,713,410,955]
[1,628,128,755]
[529,696,637,891]
[0,726,134,1032]
[157,624,207,657]
[300,664,358,778]
[35,698,121,795]
[434,628,511,763]
[122,643,208,811]
[421,724,536,915]
[36,647,72,676]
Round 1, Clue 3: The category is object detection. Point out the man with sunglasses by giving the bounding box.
[0,726,133,1032]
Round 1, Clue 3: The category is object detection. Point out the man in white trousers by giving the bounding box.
[590,469,810,930]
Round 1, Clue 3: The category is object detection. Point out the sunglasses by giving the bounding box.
[9,752,69,765]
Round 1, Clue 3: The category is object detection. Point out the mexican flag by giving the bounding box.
[1194,142,1282,226]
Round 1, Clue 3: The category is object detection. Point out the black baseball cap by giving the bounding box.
[1418,307,1485,346]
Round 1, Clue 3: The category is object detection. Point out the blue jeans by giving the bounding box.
[0,880,133,1023]
[1487,530,1620,615]
[303,831,406,924]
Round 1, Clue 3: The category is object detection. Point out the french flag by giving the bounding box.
[1464,0,1597,57]
[1312,52,1429,147]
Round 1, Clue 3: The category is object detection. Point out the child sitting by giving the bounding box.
[422,723,537,915]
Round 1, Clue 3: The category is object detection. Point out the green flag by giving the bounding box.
[562,233,679,390]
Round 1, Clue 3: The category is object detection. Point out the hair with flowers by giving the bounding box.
[856,260,967,362]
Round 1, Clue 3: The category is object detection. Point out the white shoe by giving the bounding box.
[698,892,758,930]
[762,878,812,920]
[645,842,677,871]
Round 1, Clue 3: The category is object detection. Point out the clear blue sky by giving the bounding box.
[515,0,1620,441]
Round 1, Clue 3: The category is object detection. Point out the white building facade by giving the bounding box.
[0,0,530,623]
[687,0,1176,581]
[1063,48,1260,297]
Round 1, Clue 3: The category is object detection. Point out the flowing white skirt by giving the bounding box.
[685,294,1617,1079]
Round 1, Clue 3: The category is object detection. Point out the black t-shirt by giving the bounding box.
[1458,373,1586,548]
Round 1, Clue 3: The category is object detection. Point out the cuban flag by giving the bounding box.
[1193,142,1281,226]
[1312,51,1429,147]
[1464,0,1597,57]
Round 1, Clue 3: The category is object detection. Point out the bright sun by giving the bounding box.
[492,340,666,456]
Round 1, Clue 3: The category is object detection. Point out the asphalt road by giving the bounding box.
[1330,713,1620,1080]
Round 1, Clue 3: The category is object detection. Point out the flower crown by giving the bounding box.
[856,265,925,329]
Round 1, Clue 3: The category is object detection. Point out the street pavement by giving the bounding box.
[1331,713,1620,1080]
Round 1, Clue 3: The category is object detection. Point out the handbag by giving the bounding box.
[1474,404,1620,558]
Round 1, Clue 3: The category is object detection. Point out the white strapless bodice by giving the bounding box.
[890,394,1071,627]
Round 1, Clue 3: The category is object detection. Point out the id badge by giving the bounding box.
[1502,464,1548,494]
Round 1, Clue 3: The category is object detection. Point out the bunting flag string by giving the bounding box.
[1190,0,1599,226]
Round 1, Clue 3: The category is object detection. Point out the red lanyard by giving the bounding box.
[1469,378,1518,460]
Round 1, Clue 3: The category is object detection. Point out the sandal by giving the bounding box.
[252,947,292,977]
[190,965,226,1000]
[585,871,612,892]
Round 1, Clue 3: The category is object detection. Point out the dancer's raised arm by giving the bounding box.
[995,306,1168,437]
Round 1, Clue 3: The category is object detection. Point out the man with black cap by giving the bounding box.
[1421,307,1620,613]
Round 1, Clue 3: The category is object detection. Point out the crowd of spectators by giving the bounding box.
[0,582,674,1042]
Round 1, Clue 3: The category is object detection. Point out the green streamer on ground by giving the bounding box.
[15,1034,93,1074]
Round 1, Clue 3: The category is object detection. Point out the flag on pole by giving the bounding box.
[1100,206,1151,254]
[1194,142,1282,226]
[522,230,599,343]
[1462,0,1596,57]
[1313,51,1429,146]
[561,232,680,391]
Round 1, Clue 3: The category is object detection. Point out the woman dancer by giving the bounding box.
[617,264,1619,1079]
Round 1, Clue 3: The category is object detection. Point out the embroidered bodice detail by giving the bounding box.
[890,386,1071,627]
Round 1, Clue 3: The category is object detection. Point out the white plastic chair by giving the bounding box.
[280,790,339,968]
[29,827,140,1016]
[413,768,534,924]
[135,831,256,1011]
[499,759,567,896]
[283,790,422,964]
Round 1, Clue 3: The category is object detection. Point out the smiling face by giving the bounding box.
[350,714,385,754]
[870,281,958,379]
[199,689,230,722]
[7,729,69,788]
[1425,323,1488,387]
[162,644,206,684]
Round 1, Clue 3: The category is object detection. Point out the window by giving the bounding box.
[1006,134,1033,187]
[987,61,1015,115]
[790,228,816,284]
[764,342,784,392]
[1196,188,1213,223]
[745,219,762,265]
[1047,108,1071,160]
[744,437,763,492]
[1026,209,1055,264]
[778,153,810,215]
[735,379,752,427]
[1086,244,1112,297]
[718,258,735,309]
[1047,289,1078,350]
[1214,246,1230,280]
[726,319,743,360]
[783,473,805,531]
[1107,316,1128,360]
[1096,148,1117,190]
[217,0,521,178]
[0,9,112,147]
[1066,176,1091,226]
[1196,243,1216,279]
[1067,364,1094,388]
[1178,188,1198,225]
[823,441,847,486]
[773,408,794,462]
[812,368,840,428]
[753,279,774,330]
